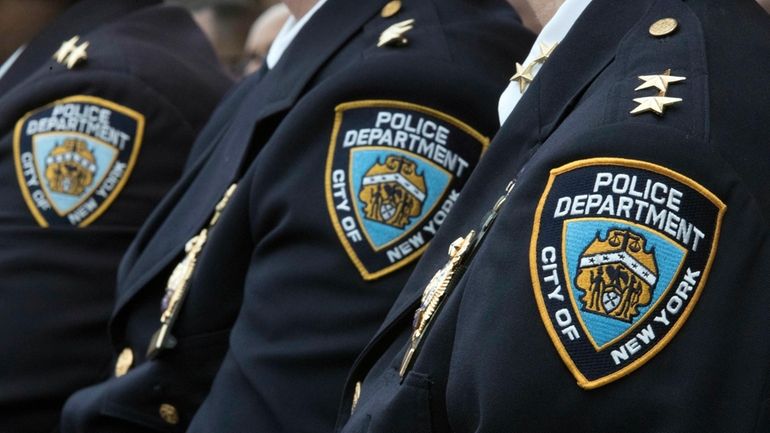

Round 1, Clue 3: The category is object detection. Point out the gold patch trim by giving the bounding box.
[529,157,725,389]
[326,99,489,281]
[13,95,145,228]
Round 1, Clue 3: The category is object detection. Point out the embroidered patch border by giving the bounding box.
[325,100,488,280]
[530,157,725,389]
[13,95,145,227]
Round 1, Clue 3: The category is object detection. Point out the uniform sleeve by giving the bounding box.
[446,121,770,432]
[6,70,202,228]
[0,66,224,432]
[185,55,509,433]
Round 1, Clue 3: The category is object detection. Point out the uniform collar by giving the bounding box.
[265,0,328,69]
[498,0,592,125]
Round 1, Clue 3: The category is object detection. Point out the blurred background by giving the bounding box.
[170,0,770,80]
[168,0,289,78]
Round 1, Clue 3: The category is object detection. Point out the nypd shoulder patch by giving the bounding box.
[13,95,145,227]
[530,158,725,389]
[326,100,488,280]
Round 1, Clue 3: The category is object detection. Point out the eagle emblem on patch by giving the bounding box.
[326,100,488,280]
[530,158,724,389]
[14,95,144,227]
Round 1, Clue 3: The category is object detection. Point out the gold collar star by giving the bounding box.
[65,41,89,69]
[509,42,558,94]
[53,36,89,69]
[54,36,80,63]
[634,68,686,93]
[509,61,535,93]
[378,18,415,48]
[533,42,558,64]
[630,95,682,116]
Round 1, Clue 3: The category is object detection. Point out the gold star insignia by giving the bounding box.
[508,42,558,94]
[65,41,89,69]
[509,61,535,93]
[630,96,682,116]
[378,18,415,48]
[53,36,80,63]
[53,36,89,69]
[533,42,558,64]
[634,69,686,93]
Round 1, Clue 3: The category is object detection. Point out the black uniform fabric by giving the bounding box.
[60,0,534,432]
[0,1,231,431]
[338,0,770,431]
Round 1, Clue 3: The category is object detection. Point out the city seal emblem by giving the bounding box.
[530,158,724,389]
[14,95,144,227]
[358,154,427,229]
[326,100,488,280]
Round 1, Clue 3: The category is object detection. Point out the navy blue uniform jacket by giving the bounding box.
[0,0,230,431]
[338,0,770,431]
[61,0,533,432]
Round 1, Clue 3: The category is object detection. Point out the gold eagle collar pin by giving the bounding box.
[378,18,415,48]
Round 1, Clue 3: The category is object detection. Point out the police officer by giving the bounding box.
[337,0,770,431]
[0,0,230,431]
[60,0,533,431]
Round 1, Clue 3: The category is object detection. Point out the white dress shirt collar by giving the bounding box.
[0,47,25,82]
[265,0,328,70]
[498,0,592,125]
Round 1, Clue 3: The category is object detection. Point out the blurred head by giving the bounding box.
[282,0,317,20]
[242,3,290,75]
[0,0,75,62]
[192,2,261,77]
[758,0,770,13]
[506,0,566,33]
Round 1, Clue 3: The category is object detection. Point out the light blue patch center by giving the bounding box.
[351,148,451,249]
[564,219,686,348]
[33,134,117,214]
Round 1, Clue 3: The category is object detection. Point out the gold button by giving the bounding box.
[114,348,133,378]
[351,381,362,414]
[381,0,401,18]
[649,18,678,37]
[159,404,179,425]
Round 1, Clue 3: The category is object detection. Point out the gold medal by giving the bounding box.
[399,230,475,377]
[147,184,237,359]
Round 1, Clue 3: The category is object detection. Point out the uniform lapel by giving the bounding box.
[113,0,388,317]
[349,0,658,377]
[114,75,262,286]
[0,0,159,97]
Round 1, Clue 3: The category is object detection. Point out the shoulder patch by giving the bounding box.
[326,100,488,280]
[13,95,145,227]
[530,158,725,389]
